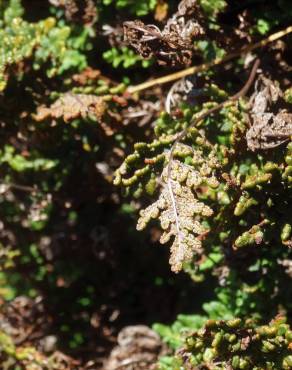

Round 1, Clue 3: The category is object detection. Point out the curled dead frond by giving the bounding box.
[246,76,292,151]
[123,0,204,66]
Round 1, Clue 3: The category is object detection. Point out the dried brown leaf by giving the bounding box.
[35,93,106,123]
[123,0,204,67]
[246,76,292,151]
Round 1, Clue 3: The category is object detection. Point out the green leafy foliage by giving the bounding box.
[199,0,226,20]
[102,0,157,16]
[0,0,90,90]
[103,46,152,68]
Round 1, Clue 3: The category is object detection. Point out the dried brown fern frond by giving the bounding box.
[123,0,204,66]
[137,144,219,273]
[246,76,292,150]
[34,93,106,123]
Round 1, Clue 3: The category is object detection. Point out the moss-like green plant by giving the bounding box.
[0,0,88,90]
[161,316,292,369]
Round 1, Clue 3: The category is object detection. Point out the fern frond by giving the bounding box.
[137,144,219,272]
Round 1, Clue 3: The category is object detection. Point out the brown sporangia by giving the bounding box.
[34,93,106,123]
[246,76,292,151]
[137,145,218,273]
[123,0,205,67]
